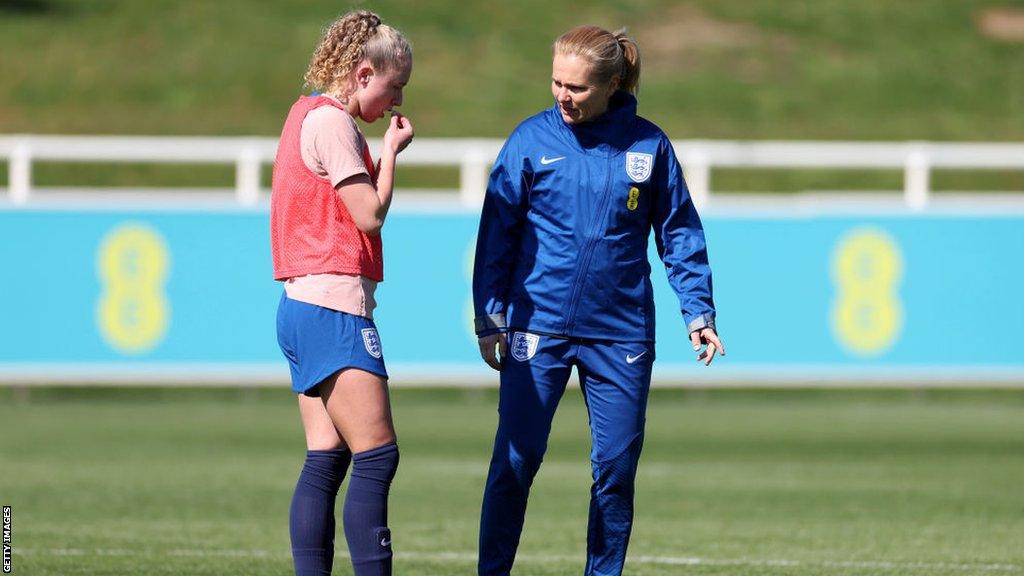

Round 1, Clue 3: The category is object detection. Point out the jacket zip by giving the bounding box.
[562,155,615,334]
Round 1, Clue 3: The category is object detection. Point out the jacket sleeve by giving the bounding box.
[472,131,530,336]
[652,137,717,333]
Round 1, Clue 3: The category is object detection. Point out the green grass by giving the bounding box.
[2,387,1023,575]
[1,0,1023,192]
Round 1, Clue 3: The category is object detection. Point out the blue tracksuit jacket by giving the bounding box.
[473,91,715,342]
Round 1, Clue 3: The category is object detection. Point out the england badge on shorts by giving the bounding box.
[626,152,653,182]
[510,332,540,362]
[361,328,382,359]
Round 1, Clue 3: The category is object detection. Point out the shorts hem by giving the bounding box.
[293,363,389,397]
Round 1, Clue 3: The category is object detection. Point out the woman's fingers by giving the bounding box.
[385,113,415,154]
[478,334,506,371]
[497,333,507,364]
[706,330,725,356]
[692,328,725,366]
[699,341,718,366]
[394,112,414,133]
[478,339,496,370]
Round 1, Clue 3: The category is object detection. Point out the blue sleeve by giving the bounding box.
[472,131,530,336]
[652,137,717,333]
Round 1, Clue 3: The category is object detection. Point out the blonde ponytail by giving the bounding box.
[554,25,642,94]
[613,29,641,94]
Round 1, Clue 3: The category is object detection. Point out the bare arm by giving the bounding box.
[336,113,414,236]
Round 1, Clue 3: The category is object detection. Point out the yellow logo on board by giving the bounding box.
[96,223,171,354]
[830,227,903,356]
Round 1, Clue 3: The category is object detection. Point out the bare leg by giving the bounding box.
[298,393,347,450]
[318,368,396,453]
[320,368,399,576]
[290,391,353,576]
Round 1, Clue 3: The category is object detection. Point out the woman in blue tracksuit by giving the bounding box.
[472,25,725,576]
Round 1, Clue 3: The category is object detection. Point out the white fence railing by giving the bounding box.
[2,136,1023,209]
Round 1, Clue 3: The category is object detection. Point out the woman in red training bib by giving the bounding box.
[270,10,413,576]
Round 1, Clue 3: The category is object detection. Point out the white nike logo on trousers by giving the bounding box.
[540,156,566,165]
[626,351,648,364]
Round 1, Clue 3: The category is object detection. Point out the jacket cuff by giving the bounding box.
[474,313,507,335]
[687,312,716,334]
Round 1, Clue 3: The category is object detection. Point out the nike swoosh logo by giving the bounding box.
[626,351,648,364]
[540,155,566,165]
[381,538,391,547]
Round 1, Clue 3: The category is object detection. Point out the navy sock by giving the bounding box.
[290,448,352,576]
[343,442,400,576]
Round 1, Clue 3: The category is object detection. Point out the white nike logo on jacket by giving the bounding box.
[540,155,566,165]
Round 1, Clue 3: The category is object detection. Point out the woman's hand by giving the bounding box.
[690,327,725,366]
[478,333,508,371]
[383,112,414,156]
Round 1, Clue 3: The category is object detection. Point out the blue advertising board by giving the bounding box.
[1,205,1022,385]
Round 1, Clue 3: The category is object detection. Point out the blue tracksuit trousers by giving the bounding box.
[478,332,654,576]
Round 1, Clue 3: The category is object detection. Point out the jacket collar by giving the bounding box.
[550,90,637,153]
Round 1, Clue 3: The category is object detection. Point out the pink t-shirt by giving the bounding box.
[284,273,378,319]
[300,96,370,187]
[283,96,379,319]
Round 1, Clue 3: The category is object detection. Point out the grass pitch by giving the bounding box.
[1,387,1022,575]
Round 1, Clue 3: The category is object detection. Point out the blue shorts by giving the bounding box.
[276,292,388,396]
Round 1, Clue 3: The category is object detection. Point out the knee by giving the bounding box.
[591,434,643,492]
[350,442,400,488]
[296,448,351,494]
[489,437,546,488]
[348,428,397,455]
[488,419,551,490]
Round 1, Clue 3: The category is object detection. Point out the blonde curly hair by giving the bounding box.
[304,10,412,99]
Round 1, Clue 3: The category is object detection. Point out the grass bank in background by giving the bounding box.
[3,1,1023,140]
[1,1,1022,193]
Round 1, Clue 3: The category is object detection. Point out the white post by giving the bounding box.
[682,149,710,210]
[235,146,261,206]
[10,142,32,205]
[459,150,489,207]
[904,149,930,211]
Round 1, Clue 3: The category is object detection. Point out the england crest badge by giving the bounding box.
[361,328,382,359]
[625,152,653,183]
[510,332,540,362]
